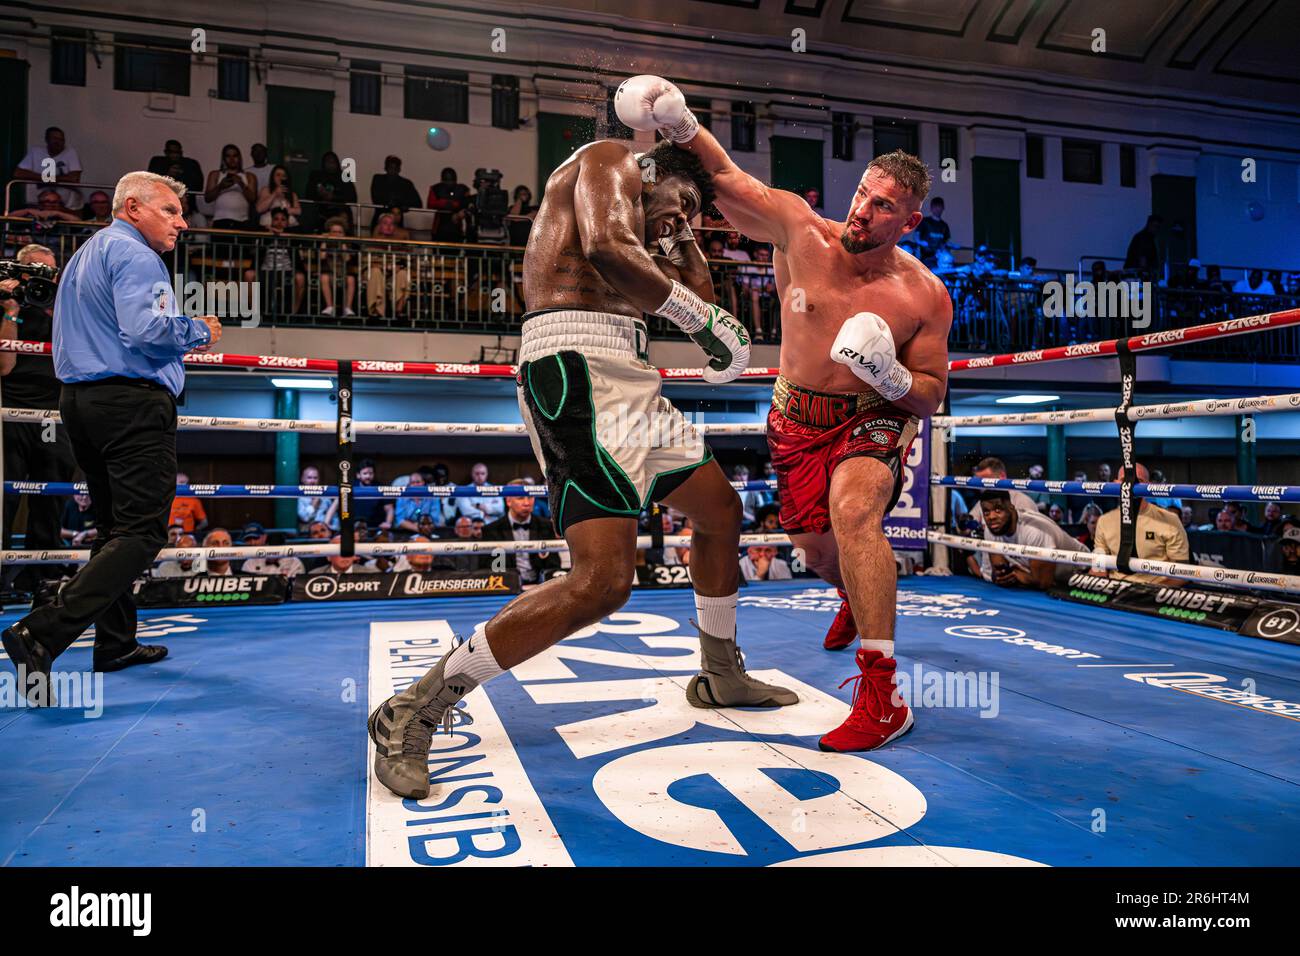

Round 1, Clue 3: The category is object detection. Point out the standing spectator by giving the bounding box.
[507,185,537,246]
[154,533,204,577]
[1090,463,1189,586]
[13,126,84,211]
[256,165,303,228]
[147,140,204,194]
[246,143,274,195]
[239,522,306,578]
[0,243,77,600]
[480,481,560,585]
[739,246,777,342]
[204,144,257,229]
[369,155,421,227]
[2,171,220,697]
[296,465,338,532]
[1123,215,1161,275]
[318,217,358,317]
[305,152,357,229]
[428,167,470,242]
[168,472,208,534]
[60,492,98,545]
[741,544,792,581]
[457,462,506,521]
[916,197,950,267]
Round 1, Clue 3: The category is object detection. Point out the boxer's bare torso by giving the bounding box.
[772,215,951,396]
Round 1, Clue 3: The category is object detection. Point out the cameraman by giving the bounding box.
[0,243,76,603]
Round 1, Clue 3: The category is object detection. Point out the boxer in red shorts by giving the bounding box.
[616,75,953,752]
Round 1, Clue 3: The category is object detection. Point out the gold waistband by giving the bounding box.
[772,374,887,427]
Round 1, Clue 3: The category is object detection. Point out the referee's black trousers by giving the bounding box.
[21,380,177,666]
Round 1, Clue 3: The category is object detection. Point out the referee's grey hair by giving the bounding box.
[112,171,186,216]
[16,243,54,263]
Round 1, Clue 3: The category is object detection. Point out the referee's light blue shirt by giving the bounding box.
[54,218,211,397]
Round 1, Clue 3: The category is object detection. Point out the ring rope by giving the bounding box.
[933,476,1300,504]
[933,391,1300,428]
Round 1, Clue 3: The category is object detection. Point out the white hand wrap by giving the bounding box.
[830,311,913,402]
[654,279,709,335]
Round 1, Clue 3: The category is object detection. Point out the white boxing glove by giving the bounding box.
[655,280,750,384]
[614,75,700,144]
[830,311,913,402]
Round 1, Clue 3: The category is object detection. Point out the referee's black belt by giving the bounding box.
[67,376,173,395]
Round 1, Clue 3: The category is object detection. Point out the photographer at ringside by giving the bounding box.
[0,243,76,605]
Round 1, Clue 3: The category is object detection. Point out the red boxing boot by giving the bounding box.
[818,648,914,752]
[823,589,857,651]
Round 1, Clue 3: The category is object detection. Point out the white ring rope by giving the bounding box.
[933,391,1300,428]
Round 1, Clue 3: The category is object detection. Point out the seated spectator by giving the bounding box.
[154,533,204,577]
[1090,464,1190,586]
[80,190,112,224]
[1232,269,1275,296]
[754,504,782,535]
[428,167,471,242]
[415,513,438,540]
[393,536,435,573]
[369,155,422,227]
[741,544,792,581]
[350,458,392,529]
[802,187,821,209]
[239,522,305,578]
[1255,501,1289,537]
[733,464,765,526]
[1047,503,1066,525]
[967,456,1038,526]
[1222,502,1250,532]
[969,245,999,278]
[256,165,303,228]
[365,213,412,317]
[1279,527,1300,575]
[1145,469,1182,510]
[60,492,97,546]
[968,490,1087,589]
[304,151,358,230]
[1180,505,1196,529]
[169,472,208,535]
[507,185,537,246]
[13,127,83,211]
[202,528,236,576]
[243,207,306,314]
[706,237,726,259]
[147,139,204,193]
[11,188,82,229]
[367,530,397,573]
[204,144,257,228]
[308,535,370,574]
[1201,508,1237,533]
[166,523,185,547]
[296,465,338,533]
[1076,504,1102,549]
[393,471,430,534]
[480,480,560,585]
[458,462,506,522]
[317,217,357,317]
[436,516,489,572]
[1203,264,1228,294]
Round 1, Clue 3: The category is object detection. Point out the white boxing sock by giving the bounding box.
[695,592,738,640]
[443,623,505,685]
[860,638,895,658]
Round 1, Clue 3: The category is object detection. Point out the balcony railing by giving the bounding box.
[3,216,1297,361]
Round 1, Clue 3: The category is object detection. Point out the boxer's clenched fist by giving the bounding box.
[830,311,913,402]
[693,303,751,384]
[614,75,699,144]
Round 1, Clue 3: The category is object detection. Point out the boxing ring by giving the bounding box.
[1,308,1298,867]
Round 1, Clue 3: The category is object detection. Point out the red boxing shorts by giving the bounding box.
[767,374,920,536]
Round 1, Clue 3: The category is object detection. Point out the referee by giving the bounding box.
[3,171,221,704]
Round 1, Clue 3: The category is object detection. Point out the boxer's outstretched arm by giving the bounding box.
[573,142,673,314]
[893,284,954,419]
[679,128,814,251]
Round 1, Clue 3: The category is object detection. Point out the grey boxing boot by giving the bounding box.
[368,652,479,800]
[686,631,799,708]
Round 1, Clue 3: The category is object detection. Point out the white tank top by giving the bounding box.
[212,174,249,222]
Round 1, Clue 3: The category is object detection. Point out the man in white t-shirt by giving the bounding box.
[969,490,1087,589]
[740,545,792,581]
[14,127,84,210]
[966,456,1039,527]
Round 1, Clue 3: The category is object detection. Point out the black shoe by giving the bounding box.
[2,623,56,707]
[95,644,169,673]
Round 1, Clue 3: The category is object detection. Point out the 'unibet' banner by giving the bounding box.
[133,574,289,608]
[291,569,520,603]
[1051,572,1300,642]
